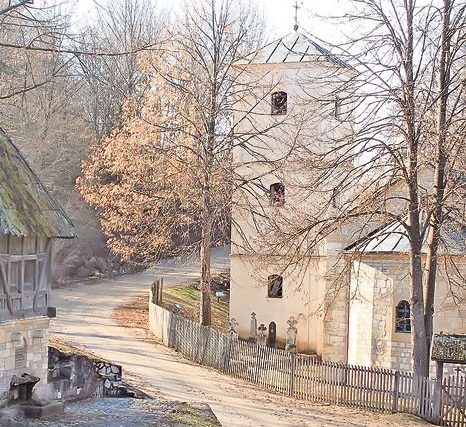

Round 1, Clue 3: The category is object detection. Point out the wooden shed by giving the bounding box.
[0,126,75,400]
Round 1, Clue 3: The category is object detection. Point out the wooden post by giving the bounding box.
[432,361,444,424]
[289,353,296,397]
[160,277,164,303]
[392,371,400,413]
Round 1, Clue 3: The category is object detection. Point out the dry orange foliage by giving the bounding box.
[78,54,231,264]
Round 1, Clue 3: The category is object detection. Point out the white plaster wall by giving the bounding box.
[231,53,355,359]
[232,61,354,257]
[230,254,326,353]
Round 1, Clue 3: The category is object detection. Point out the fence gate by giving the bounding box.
[441,370,466,426]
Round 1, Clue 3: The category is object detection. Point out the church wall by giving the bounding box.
[232,61,354,258]
[348,256,466,375]
[321,239,349,362]
[348,258,417,371]
[230,254,326,354]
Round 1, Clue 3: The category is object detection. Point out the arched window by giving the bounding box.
[268,275,283,298]
[334,96,342,119]
[271,91,287,115]
[270,182,285,206]
[395,300,411,333]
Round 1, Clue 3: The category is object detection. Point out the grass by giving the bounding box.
[113,295,150,330]
[166,402,222,427]
[48,335,101,360]
[159,272,230,333]
[113,272,230,334]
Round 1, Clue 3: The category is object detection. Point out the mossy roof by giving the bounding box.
[0,127,76,238]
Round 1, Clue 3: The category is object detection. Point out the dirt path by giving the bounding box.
[50,247,427,427]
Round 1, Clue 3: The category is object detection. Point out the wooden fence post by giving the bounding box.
[392,371,400,413]
[160,277,163,303]
[223,333,234,374]
[432,361,444,424]
[289,353,296,397]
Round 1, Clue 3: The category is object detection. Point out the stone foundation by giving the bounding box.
[47,347,132,401]
[0,316,50,405]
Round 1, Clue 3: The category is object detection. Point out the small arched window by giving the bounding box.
[271,91,287,115]
[268,275,283,298]
[270,182,285,206]
[395,300,411,333]
[334,96,342,119]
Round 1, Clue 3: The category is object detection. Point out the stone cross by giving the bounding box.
[229,318,239,336]
[249,312,257,342]
[258,323,267,346]
[285,316,298,354]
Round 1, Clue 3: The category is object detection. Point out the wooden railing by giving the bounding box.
[149,294,466,426]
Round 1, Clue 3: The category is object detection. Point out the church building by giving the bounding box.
[229,31,466,373]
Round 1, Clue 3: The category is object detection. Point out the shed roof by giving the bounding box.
[345,215,466,255]
[240,31,351,68]
[0,127,75,238]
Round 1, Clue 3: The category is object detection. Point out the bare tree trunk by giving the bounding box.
[408,157,429,376]
[200,213,212,326]
[424,0,451,356]
[199,96,216,326]
[404,0,430,378]
[410,228,430,377]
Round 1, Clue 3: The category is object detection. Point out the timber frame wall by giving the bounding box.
[0,235,51,321]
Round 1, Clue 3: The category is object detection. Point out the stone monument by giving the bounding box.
[285,316,298,353]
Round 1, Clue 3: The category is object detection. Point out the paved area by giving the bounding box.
[50,247,428,427]
[2,398,219,426]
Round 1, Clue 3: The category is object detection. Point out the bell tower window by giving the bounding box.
[267,275,283,298]
[271,91,287,115]
[270,183,285,206]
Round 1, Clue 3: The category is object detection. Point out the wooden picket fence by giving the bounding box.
[149,299,466,426]
[441,375,466,426]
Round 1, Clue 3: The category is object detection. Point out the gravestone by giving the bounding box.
[258,324,267,346]
[285,316,298,354]
[229,318,239,337]
[249,312,257,343]
[267,322,276,348]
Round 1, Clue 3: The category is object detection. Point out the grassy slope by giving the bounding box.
[160,277,229,333]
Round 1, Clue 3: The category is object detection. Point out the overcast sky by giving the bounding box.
[69,0,350,44]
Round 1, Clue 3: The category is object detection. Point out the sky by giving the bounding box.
[68,0,350,44]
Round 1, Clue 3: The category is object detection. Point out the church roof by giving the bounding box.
[240,31,351,68]
[345,216,466,255]
[0,127,76,238]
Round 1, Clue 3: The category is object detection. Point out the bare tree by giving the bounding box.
[0,0,70,101]
[77,0,162,139]
[78,0,279,326]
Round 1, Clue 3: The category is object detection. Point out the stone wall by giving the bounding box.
[0,316,50,405]
[46,347,129,402]
[348,257,466,376]
[321,241,349,363]
[347,260,375,366]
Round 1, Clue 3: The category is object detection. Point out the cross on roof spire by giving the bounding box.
[293,0,301,31]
